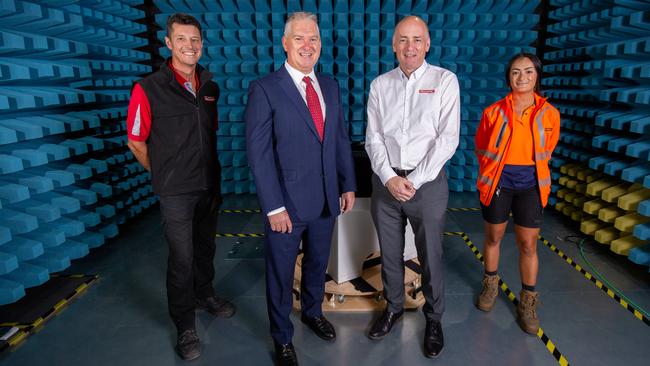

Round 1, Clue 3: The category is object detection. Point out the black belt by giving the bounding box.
[392,167,414,177]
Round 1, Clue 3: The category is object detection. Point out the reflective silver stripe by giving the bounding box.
[183,81,196,97]
[535,106,550,149]
[535,151,551,161]
[538,177,551,187]
[132,104,141,136]
[475,149,500,161]
[478,175,493,186]
[495,108,509,148]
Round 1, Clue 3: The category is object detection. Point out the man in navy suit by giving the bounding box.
[245,11,356,366]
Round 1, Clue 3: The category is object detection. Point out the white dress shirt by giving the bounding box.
[267,62,328,217]
[365,61,460,189]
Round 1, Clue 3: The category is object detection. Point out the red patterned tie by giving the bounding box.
[303,76,324,141]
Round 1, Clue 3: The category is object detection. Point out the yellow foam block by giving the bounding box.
[555,201,567,212]
[574,167,590,179]
[562,205,578,216]
[610,235,646,256]
[617,188,650,211]
[583,199,608,215]
[586,178,619,197]
[585,173,604,184]
[566,165,582,177]
[557,188,570,199]
[577,168,598,181]
[614,213,650,232]
[594,226,620,245]
[560,163,579,175]
[575,183,587,194]
[573,195,588,208]
[598,206,627,223]
[558,176,570,187]
[564,191,578,203]
[581,218,608,235]
[571,210,583,222]
[630,183,644,191]
[602,183,633,203]
[580,213,596,222]
[604,183,645,203]
[566,179,579,189]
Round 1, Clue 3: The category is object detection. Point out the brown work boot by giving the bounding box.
[476,274,499,312]
[517,289,540,334]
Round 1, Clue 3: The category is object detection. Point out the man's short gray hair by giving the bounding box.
[284,12,320,37]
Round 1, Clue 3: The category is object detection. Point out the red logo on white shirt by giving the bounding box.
[419,89,435,94]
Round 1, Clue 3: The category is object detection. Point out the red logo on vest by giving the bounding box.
[204,96,216,102]
[418,89,435,94]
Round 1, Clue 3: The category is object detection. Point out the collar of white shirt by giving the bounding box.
[398,60,429,81]
[284,61,317,86]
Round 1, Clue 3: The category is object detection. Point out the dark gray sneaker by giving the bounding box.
[196,296,236,318]
[176,329,201,361]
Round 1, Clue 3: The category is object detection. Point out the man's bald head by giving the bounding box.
[392,16,431,77]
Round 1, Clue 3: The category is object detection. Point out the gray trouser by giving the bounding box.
[370,171,448,321]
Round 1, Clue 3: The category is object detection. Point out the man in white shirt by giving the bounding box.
[364,15,460,358]
[245,11,356,366]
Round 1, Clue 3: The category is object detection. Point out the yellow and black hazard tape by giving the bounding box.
[538,235,650,327]
[219,209,261,213]
[446,207,481,212]
[445,232,570,366]
[216,233,264,238]
[0,275,98,352]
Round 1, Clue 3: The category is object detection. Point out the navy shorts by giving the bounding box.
[480,186,543,228]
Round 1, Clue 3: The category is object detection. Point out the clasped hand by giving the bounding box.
[386,176,416,202]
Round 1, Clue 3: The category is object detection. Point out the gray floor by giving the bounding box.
[1,192,649,365]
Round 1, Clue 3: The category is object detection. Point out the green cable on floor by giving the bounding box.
[578,238,650,319]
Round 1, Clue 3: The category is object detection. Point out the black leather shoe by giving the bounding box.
[300,315,336,340]
[196,296,236,318]
[424,320,444,358]
[274,342,299,366]
[368,310,403,340]
[176,329,201,361]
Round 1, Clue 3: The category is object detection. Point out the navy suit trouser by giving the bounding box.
[265,212,336,345]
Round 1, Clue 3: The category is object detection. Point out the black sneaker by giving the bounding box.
[176,329,201,361]
[196,296,236,318]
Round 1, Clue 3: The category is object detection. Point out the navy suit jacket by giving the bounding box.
[245,65,356,222]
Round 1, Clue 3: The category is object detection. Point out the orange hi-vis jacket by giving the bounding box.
[475,93,560,207]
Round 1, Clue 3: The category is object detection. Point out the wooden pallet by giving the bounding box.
[293,253,426,312]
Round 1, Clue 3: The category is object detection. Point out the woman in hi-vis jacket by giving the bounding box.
[474,53,560,334]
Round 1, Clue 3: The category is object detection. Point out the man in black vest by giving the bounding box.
[126,13,235,361]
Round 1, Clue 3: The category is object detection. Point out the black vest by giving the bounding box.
[137,61,221,196]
